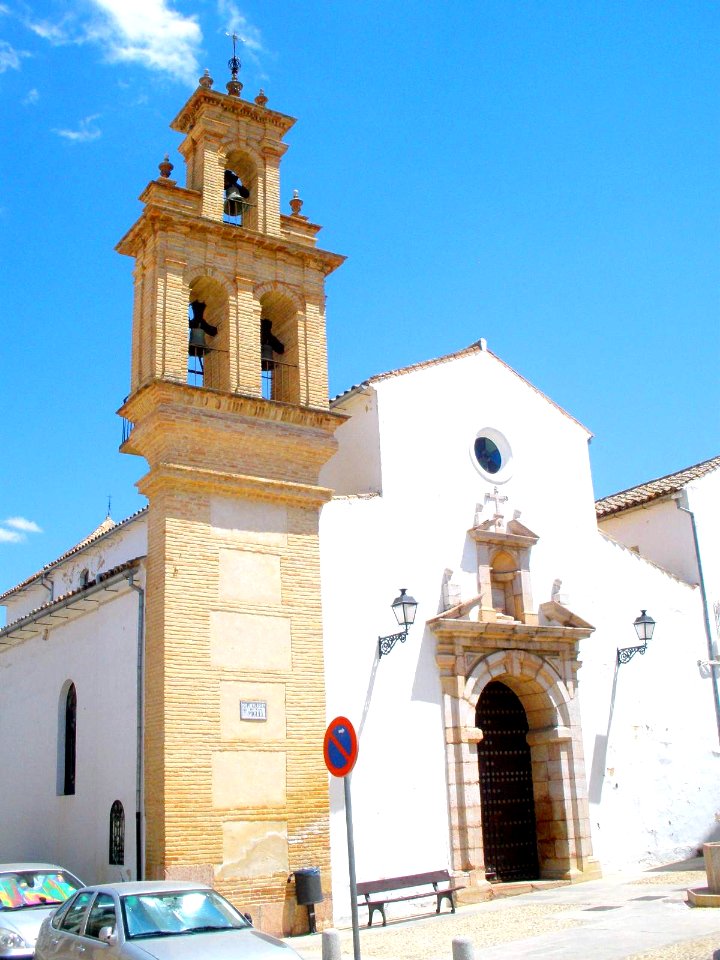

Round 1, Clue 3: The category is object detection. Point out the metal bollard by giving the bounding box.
[452,936,475,960]
[322,928,342,960]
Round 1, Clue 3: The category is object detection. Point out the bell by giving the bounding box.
[188,300,217,356]
[224,170,250,217]
[260,318,285,370]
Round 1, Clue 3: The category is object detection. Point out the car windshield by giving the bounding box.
[122,890,250,939]
[0,871,82,910]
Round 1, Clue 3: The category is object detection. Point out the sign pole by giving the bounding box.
[344,774,361,960]
[324,717,361,960]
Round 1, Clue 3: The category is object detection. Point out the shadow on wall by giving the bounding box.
[588,663,620,804]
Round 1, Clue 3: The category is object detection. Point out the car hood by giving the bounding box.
[133,928,301,960]
[0,906,58,946]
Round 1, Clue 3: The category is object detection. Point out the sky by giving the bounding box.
[0,0,718,594]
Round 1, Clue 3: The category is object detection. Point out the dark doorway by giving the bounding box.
[476,681,539,882]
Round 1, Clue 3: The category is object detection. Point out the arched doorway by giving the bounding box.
[476,681,539,882]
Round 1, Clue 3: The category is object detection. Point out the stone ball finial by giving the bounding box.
[158,154,174,179]
[290,189,304,217]
[199,69,213,89]
[226,78,243,97]
[255,89,268,107]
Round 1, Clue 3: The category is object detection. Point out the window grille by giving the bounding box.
[109,800,125,865]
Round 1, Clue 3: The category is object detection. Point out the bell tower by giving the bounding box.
[117,65,345,934]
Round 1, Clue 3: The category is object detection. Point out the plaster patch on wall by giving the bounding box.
[212,751,287,809]
[211,498,287,546]
[218,821,289,879]
[210,611,292,671]
[218,549,282,605]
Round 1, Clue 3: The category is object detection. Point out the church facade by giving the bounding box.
[1,73,718,936]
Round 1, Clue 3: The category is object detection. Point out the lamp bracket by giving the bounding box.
[617,643,647,666]
[378,629,409,658]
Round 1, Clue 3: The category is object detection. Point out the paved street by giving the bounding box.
[285,859,720,960]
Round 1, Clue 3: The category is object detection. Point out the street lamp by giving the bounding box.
[617,610,656,666]
[378,588,418,658]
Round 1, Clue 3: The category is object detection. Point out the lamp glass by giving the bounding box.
[392,589,418,629]
[633,610,655,644]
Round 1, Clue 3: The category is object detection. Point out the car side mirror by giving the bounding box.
[243,913,253,926]
[98,926,118,944]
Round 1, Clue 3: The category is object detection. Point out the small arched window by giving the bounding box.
[63,683,77,795]
[109,800,125,865]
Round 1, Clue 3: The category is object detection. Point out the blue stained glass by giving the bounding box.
[474,437,502,474]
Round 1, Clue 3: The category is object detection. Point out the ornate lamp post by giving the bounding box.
[617,610,656,665]
[378,588,419,658]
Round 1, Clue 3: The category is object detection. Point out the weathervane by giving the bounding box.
[226,31,243,96]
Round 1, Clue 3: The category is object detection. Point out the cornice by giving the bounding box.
[170,87,296,137]
[429,618,593,643]
[136,463,334,509]
[119,380,346,436]
[116,202,345,276]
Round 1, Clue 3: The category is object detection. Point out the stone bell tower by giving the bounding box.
[117,64,345,933]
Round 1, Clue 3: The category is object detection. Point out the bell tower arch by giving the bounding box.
[117,67,345,934]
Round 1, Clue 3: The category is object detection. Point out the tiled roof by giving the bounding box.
[0,507,148,603]
[331,340,590,433]
[595,455,720,519]
[0,558,144,644]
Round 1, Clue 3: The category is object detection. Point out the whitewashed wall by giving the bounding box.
[0,585,141,884]
[320,347,600,922]
[577,532,720,869]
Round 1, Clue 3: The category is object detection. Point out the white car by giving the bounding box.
[0,863,83,959]
[35,881,303,959]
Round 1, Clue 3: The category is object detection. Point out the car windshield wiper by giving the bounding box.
[130,930,186,939]
[179,925,237,933]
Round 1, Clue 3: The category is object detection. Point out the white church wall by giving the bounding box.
[0,587,140,884]
[578,533,720,870]
[320,348,602,922]
[686,471,720,638]
[320,389,382,495]
[2,515,147,624]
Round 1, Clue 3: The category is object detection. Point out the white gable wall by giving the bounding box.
[320,348,600,921]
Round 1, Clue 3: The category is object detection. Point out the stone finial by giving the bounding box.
[198,69,213,89]
[290,189,304,217]
[255,89,268,107]
[226,78,243,97]
[158,154,174,179]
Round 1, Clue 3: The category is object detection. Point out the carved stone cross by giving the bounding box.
[484,487,508,528]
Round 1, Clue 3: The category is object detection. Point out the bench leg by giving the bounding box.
[367,904,387,927]
[436,891,456,914]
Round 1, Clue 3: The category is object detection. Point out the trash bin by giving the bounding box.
[290,867,323,933]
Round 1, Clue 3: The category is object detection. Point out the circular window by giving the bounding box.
[471,428,513,482]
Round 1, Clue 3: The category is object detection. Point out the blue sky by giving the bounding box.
[0,0,718,594]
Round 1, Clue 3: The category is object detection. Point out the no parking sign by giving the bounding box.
[323,716,358,778]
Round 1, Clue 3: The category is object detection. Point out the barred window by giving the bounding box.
[109,800,125,865]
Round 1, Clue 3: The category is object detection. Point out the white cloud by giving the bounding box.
[0,39,28,72]
[54,114,102,143]
[85,0,202,84]
[23,87,39,105]
[217,0,263,55]
[26,13,78,45]
[5,517,42,533]
[0,4,10,15]
[0,528,24,544]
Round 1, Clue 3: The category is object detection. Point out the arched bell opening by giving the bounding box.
[476,680,539,882]
[223,149,258,230]
[489,549,520,620]
[258,291,300,403]
[188,276,229,391]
